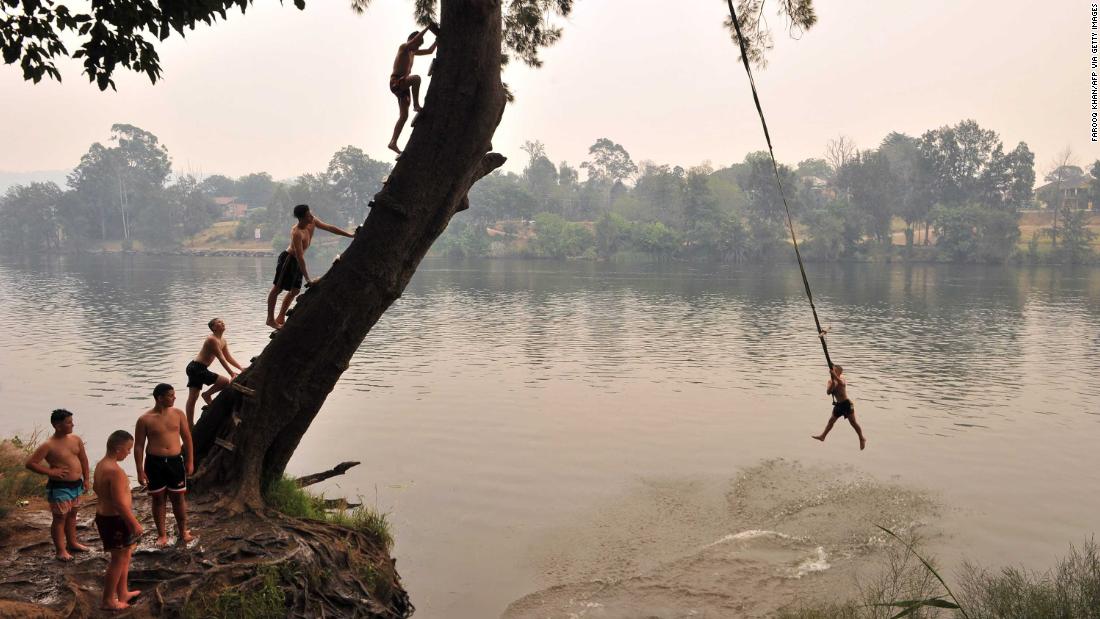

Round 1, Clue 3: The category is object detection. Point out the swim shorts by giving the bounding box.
[185,360,217,389]
[145,453,187,494]
[46,479,83,515]
[832,399,854,418]
[95,514,138,551]
[273,250,303,291]
[389,75,411,103]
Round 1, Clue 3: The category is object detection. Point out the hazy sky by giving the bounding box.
[1,0,1095,181]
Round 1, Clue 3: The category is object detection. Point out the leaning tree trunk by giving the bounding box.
[191,0,507,510]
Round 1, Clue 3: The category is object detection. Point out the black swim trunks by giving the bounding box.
[389,74,411,103]
[832,399,854,418]
[273,250,303,291]
[145,453,187,495]
[185,360,217,389]
[95,513,138,551]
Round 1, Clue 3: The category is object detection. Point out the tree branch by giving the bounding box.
[295,461,361,488]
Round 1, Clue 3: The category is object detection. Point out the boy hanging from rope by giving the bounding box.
[812,330,867,450]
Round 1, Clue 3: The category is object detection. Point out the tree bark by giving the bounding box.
[191,0,507,511]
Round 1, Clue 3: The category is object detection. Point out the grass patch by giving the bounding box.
[779,531,1100,618]
[263,476,394,551]
[182,566,287,619]
[958,539,1100,618]
[0,434,42,521]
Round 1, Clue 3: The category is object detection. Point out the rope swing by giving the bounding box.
[725,0,834,371]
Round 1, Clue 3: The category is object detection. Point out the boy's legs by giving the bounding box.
[266,285,283,329]
[116,545,140,603]
[201,374,230,406]
[275,288,300,326]
[169,491,192,543]
[64,507,88,552]
[151,491,169,546]
[50,512,71,561]
[388,95,411,154]
[102,548,128,609]
[186,387,201,427]
[812,415,838,442]
[409,75,423,111]
[847,411,867,450]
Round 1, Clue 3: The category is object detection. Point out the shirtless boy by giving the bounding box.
[812,362,867,450]
[135,384,194,546]
[266,204,355,329]
[93,430,143,611]
[387,24,437,156]
[184,317,244,426]
[24,409,90,561]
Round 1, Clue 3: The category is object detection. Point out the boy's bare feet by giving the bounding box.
[811,435,825,442]
[155,535,169,548]
[101,600,130,611]
[121,590,142,603]
[67,542,90,552]
[56,551,73,562]
[179,529,194,544]
[860,438,867,450]
[265,318,281,330]
[387,142,402,156]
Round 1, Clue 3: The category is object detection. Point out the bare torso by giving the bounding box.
[93,459,126,516]
[44,435,84,482]
[391,45,416,79]
[285,221,316,254]
[828,376,849,402]
[138,408,185,457]
[194,334,227,365]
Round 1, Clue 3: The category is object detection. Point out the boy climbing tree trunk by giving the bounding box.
[190,0,508,510]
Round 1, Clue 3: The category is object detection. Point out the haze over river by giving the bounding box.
[1,255,1098,617]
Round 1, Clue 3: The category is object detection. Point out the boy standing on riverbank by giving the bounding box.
[93,430,143,611]
[811,356,867,450]
[184,318,244,426]
[266,204,355,330]
[24,409,91,561]
[135,384,194,546]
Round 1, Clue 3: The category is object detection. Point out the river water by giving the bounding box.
[1,255,1098,617]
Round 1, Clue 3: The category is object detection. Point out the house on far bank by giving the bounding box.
[1035,175,1095,211]
[213,196,249,220]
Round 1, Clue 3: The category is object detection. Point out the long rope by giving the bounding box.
[725,0,834,371]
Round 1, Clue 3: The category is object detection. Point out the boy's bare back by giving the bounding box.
[93,458,129,517]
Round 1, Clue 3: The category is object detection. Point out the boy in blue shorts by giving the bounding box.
[24,409,91,561]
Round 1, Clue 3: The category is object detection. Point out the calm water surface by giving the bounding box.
[1,255,1098,617]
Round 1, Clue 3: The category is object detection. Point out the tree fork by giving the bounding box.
[191,0,507,510]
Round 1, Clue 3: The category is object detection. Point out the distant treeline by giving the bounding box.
[0,124,390,253]
[2,120,1098,264]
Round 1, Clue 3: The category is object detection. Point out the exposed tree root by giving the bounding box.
[0,496,411,618]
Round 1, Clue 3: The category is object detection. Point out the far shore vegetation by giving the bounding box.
[3,121,1100,266]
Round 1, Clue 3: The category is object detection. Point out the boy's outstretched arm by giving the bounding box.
[313,218,355,239]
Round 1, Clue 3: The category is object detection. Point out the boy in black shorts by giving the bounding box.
[266,204,354,329]
[811,359,867,450]
[184,318,244,426]
[135,384,194,546]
